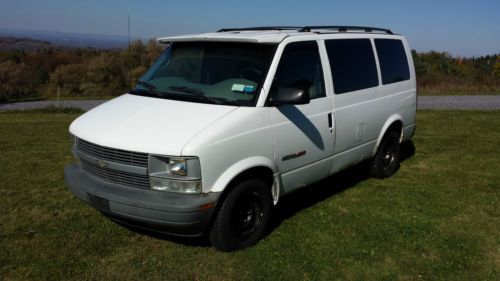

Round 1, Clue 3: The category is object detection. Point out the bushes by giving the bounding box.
[0,39,164,102]
[413,51,500,93]
[0,61,33,102]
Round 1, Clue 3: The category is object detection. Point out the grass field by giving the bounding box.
[0,110,499,281]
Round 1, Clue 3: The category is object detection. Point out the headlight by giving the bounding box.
[150,177,202,193]
[148,155,202,193]
[169,159,187,176]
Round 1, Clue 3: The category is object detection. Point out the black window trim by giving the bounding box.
[374,38,411,85]
[266,40,327,106]
[325,38,380,95]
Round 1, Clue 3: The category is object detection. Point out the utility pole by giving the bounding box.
[128,14,131,86]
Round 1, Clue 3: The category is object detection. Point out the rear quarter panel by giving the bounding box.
[328,35,416,174]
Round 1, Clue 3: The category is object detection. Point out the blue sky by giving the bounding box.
[1,0,499,56]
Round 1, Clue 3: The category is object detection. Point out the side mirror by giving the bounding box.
[270,87,310,106]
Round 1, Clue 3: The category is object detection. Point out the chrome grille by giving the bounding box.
[81,160,150,189]
[76,138,148,168]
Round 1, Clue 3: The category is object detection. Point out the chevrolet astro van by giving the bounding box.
[65,26,416,251]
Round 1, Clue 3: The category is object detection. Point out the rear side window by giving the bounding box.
[325,39,378,94]
[271,41,326,99]
[375,39,410,84]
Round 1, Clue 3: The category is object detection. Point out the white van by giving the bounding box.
[65,26,416,251]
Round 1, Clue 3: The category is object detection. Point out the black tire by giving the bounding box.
[370,130,401,178]
[209,178,271,252]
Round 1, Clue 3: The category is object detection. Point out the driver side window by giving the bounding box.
[270,41,326,100]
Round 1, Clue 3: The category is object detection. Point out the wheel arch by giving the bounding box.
[210,156,277,194]
[373,115,404,155]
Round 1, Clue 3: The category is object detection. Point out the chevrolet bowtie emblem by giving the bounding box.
[97,159,108,168]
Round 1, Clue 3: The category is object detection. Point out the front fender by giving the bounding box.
[210,156,278,192]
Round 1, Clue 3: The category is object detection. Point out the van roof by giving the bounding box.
[157,26,396,44]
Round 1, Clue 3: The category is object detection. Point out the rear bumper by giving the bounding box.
[64,164,220,237]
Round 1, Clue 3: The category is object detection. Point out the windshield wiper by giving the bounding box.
[136,81,164,97]
[169,86,222,105]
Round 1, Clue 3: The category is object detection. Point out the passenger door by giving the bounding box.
[325,39,382,173]
[267,41,335,193]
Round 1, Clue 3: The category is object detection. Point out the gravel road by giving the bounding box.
[1,95,499,111]
[417,95,500,110]
[0,99,106,111]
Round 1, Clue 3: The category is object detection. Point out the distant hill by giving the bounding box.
[0,37,61,51]
[0,29,131,50]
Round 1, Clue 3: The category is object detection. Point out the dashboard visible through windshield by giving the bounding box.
[131,42,277,106]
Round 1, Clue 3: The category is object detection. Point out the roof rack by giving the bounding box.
[299,26,393,34]
[217,25,393,34]
[217,26,301,32]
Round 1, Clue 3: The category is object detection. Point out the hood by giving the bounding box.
[69,94,238,156]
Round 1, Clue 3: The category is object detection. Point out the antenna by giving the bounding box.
[128,14,131,49]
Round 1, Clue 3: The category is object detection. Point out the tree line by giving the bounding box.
[0,39,163,102]
[412,50,499,93]
[0,41,498,102]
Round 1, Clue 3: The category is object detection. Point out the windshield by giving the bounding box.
[131,42,277,106]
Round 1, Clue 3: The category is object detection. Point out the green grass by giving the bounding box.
[0,110,499,281]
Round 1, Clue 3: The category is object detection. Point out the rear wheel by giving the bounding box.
[370,130,401,178]
[209,178,271,252]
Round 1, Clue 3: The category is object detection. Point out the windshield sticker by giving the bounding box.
[232,84,255,94]
[244,85,255,93]
[231,84,245,92]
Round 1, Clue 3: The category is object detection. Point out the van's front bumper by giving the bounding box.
[64,164,220,237]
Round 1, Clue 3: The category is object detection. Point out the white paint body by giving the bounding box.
[69,30,416,199]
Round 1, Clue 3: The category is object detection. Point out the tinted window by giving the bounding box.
[270,41,325,100]
[375,39,410,84]
[325,39,378,94]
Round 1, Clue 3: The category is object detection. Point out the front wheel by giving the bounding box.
[209,178,271,252]
[370,130,401,178]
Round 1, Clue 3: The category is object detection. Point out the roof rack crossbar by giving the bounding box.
[217,26,302,32]
[299,26,393,34]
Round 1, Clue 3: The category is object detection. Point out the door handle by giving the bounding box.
[328,113,333,133]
